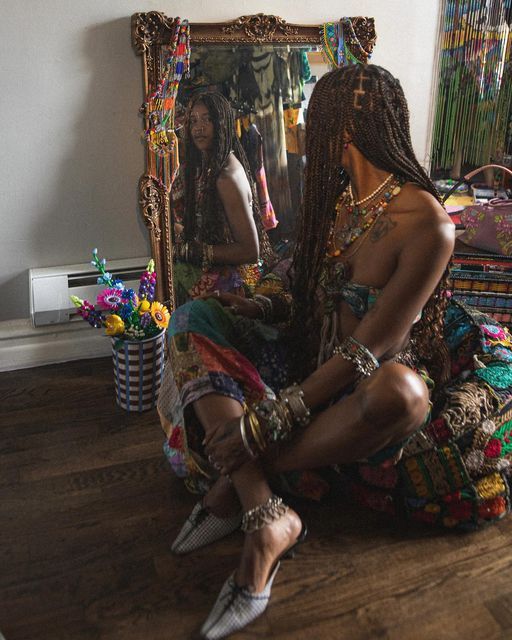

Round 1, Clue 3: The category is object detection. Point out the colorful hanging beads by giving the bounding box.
[143,18,190,158]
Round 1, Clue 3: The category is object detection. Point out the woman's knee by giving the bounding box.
[357,362,429,433]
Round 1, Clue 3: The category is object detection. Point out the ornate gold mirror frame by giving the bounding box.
[131,12,376,307]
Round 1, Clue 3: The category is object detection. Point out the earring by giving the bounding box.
[343,140,352,150]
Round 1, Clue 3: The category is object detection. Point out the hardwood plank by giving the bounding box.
[2,357,512,640]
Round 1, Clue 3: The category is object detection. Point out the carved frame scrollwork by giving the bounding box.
[131,12,376,307]
[138,174,173,307]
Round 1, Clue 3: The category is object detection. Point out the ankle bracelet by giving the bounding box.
[241,495,288,533]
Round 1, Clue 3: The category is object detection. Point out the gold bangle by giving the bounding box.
[202,243,214,271]
[247,408,266,452]
[239,415,258,459]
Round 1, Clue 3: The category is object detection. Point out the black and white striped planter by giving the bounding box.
[111,329,166,412]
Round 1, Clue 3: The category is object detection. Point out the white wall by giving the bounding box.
[0,0,440,364]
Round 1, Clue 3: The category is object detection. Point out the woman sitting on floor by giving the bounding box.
[159,64,512,639]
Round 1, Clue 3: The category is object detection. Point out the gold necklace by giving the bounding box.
[347,173,394,207]
[326,176,402,258]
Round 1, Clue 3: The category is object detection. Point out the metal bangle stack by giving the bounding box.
[201,243,214,271]
[332,335,379,383]
[253,294,273,322]
[279,383,311,427]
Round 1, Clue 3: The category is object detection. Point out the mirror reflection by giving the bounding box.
[176,46,328,237]
[170,45,329,305]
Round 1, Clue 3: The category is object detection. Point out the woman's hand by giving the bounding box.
[200,291,262,319]
[204,416,253,475]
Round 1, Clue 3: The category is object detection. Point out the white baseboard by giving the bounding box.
[0,318,111,371]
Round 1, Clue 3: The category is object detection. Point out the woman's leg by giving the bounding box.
[193,362,427,591]
[268,361,430,474]
[194,394,302,592]
[193,396,243,517]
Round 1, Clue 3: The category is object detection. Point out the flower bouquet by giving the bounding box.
[71,249,170,412]
[70,249,170,346]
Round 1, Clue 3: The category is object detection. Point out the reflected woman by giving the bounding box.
[172,91,274,305]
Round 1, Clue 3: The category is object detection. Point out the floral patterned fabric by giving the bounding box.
[158,297,512,529]
[157,298,292,495]
[340,300,512,530]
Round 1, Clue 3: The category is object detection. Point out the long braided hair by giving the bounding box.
[182,91,273,262]
[292,64,451,383]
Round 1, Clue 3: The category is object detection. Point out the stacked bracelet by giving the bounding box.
[253,294,273,322]
[175,241,187,262]
[201,243,214,271]
[279,383,311,427]
[239,414,258,459]
[253,397,295,444]
[246,409,267,452]
[333,336,379,383]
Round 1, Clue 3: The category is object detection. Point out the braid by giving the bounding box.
[183,91,270,258]
[292,64,450,383]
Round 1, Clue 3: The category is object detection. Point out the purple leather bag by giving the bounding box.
[453,164,512,256]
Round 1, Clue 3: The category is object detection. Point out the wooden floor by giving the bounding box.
[2,358,512,640]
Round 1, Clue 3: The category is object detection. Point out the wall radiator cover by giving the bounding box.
[29,257,150,327]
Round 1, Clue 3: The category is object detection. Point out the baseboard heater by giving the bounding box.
[29,257,150,327]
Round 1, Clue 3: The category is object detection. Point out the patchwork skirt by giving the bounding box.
[157,298,512,530]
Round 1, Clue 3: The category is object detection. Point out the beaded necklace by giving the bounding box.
[347,172,394,207]
[326,176,402,258]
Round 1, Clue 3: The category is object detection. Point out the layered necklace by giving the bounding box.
[326,174,403,259]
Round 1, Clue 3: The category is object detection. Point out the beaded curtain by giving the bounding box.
[321,18,376,67]
[143,18,190,191]
[430,0,512,172]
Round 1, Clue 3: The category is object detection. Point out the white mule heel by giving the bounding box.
[171,502,242,555]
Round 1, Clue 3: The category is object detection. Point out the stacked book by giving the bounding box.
[449,244,512,329]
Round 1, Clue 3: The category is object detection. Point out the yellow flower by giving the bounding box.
[151,301,170,329]
[139,300,151,314]
[105,314,125,336]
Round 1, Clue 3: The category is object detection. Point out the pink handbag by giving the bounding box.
[447,164,512,256]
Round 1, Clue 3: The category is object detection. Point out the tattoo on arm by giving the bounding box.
[370,217,397,242]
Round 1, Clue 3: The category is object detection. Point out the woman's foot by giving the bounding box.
[203,475,240,517]
[235,507,303,593]
[199,502,304,639]
[171,477,242,555]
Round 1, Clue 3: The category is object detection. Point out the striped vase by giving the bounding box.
[111,329,166,412]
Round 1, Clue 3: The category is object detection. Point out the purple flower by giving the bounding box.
[140,312,152,328]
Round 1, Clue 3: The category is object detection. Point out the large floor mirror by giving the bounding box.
[132,13,376,307]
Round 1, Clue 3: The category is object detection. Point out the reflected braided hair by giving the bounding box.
[183,91,271,257]
[292,64,451,383]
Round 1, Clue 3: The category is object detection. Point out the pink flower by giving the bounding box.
[97,288,124,309]
[481,324,507,341]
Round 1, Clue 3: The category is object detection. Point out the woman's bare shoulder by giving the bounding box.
[218,153,244,179]
[216,154,251,194]
[396,183,452,227]
[394,183,455,257]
